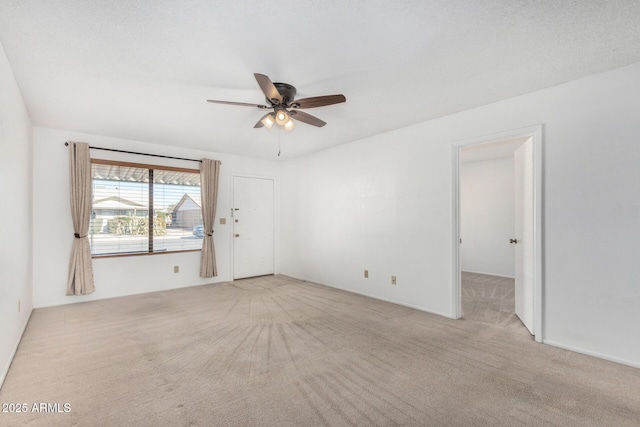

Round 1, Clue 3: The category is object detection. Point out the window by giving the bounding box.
[90,160,203,257]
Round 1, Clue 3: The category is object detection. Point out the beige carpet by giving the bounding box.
[2,275,640,426]
[461,271,524,330]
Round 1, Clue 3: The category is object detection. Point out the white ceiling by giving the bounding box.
[1,1,640,160]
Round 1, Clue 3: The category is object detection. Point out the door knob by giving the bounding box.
[235,234,240,237]
[510,238,518,244]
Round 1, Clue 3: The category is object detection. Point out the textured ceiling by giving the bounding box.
[1,1,640,160]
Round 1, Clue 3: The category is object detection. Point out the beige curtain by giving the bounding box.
[200,159,221,278]
[67,141,95,295]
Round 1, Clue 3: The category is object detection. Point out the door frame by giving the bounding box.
[451,125,543,342]
[230,174,278,280]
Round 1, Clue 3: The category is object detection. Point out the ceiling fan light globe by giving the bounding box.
[275,110,289,126]
[261,114,275,129]
[284,119,295,132]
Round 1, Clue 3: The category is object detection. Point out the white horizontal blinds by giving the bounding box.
[91,163,150,255]
[152,169,202,252]
[90,160,202,256]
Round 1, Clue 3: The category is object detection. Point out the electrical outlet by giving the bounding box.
[364,270,369,278]
[391,276,397,285]
[174,266,179,273]
[220,218,226,224]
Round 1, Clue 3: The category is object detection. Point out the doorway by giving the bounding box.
[232,175,275,279]
[452,126,543,342]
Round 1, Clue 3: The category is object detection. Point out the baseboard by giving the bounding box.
[34,276,230,309]
[282,274,455,320]
[543,339,640,370]
[0,308,33,391]
[461,270,515,279]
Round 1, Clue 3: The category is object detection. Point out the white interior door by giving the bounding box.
[514,139,534,334]
[233,176,274,279]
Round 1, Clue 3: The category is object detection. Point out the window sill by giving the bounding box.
[92,249,201,259]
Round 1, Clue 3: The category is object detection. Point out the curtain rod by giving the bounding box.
[64,142,207,163]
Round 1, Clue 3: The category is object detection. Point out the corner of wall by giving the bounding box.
[0,38,35,390]
[0,308,33,390]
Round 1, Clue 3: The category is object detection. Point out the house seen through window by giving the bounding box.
[90,160,203,256]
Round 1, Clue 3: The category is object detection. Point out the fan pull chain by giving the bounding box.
[278,128,282,157]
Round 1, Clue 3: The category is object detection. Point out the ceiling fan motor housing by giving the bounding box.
[272,82,297,105]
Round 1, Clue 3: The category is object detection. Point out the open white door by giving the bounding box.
[513,139,534,334]
[233,176,274,279]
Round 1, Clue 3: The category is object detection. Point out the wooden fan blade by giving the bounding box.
[289,110,326,127]
[207,99,266,108]
[254,73,283,104]
[291,94,346,109]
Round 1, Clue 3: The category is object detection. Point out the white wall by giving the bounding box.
[0,42,33,388]
[281,128,454,316]
[32,127,280,308]
[281,61,640,367]
[460,157,515,277]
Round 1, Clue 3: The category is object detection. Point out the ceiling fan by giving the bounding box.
[207,73,346,131]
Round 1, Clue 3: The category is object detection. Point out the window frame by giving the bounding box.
[90,158,202,259]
